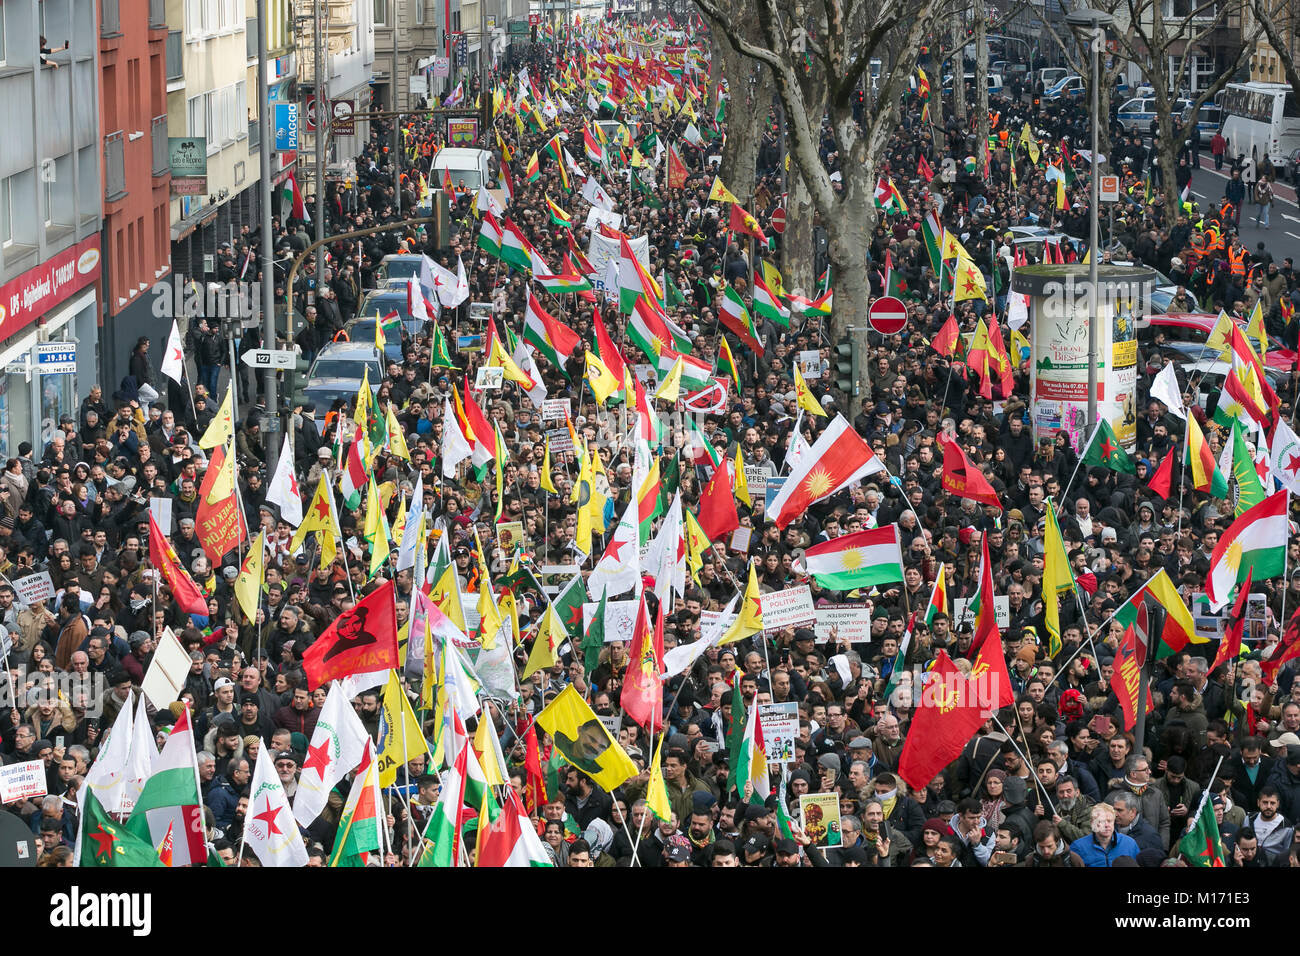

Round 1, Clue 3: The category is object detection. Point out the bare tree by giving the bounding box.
[716,25,776,203]
[1249,0,1300,112]
[692,0,952,349]
[1119,0,1258,211]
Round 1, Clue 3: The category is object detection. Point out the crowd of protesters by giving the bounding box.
[2,15,1300,870]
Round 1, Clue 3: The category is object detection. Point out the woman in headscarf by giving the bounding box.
[582,818,616,868]
[975,768,1008,830]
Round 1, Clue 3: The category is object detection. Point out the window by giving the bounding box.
[414,0,423,24]
[235,80,247,139]
[187,92,208,147]
[128,58,141,129]
[373,0,385,25]
[0,2,8,67]
[185,0,202,37]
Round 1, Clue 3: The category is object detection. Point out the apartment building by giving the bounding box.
[166,0,259,280]
[100,0,173,391]
[294,0,374,190]
[0,0,102,456]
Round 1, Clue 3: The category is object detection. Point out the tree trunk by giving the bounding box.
[974,0,989,174]
[784,165,817,296]
[825,201,874,419]
[1154,91,1181,213]
[719,59,772,202]
[952,20,967,122]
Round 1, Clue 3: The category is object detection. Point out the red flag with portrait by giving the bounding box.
[302,580,399,689]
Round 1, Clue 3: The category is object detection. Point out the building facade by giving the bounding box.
[0,0,103,457]
[100,0,173,391]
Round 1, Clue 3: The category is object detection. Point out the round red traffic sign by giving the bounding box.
[769,206,786,234]
[868,295,907,335]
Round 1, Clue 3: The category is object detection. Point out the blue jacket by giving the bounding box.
[1070,831,1139,867]
[205,776,240,829]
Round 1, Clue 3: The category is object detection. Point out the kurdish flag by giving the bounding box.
[720,284,763,353]
[629,295,692,360]
[500,218,536,272]
[753,271,789,327]
[533,272,593,294]
[523,290,581,374]
[617,236,663,313]
[874,176,908,214]
[478,210,503,257]
[1205,489,1288,612]
[329,738,383,866]
[733,700,770,802]
[125,706,206,867]
[803,526,904,589]
[658,346,712,390]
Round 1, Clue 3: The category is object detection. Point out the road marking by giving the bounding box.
[1285,214,1300,224]
[1287,232,1300,240]
[1196,162,1300,210]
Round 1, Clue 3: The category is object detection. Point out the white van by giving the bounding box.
[431,147,493,191]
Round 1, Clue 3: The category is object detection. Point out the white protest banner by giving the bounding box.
[814,604,875,643]
[12,571,55,607]
[150,497,173,535]
[140,627,191,709]
[0,760,47,803]
[699,609,738,637]
[758,702,799,765]
[584,207,623,231]
[541,398,571,422]
[729,527,752,553]
[952,595,1009,630]
[587,231,649,279]
[761,585,816,632]
[583,599,640,643]
[798,350,821,377]
[745,466,768,503]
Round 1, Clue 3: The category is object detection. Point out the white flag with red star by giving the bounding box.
[1270,418,1300,495]
[292,681,371,827]
[266,433,303,527]
[245,745,308,867]
[160,319,185,385]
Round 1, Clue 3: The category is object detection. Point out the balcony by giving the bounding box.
[249,118,260,149]
[149,0,166,28]
[166,31,183,81]
[152,116,169,176]
[247,18,258,58]
[101,0,121,35]
[104,132,127,202]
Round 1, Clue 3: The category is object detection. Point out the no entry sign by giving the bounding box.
[769,206,787,233]
[868,295,907,335]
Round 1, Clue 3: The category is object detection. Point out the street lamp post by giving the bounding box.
[1065,9,1113,430]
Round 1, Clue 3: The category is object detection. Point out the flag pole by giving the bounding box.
[990,713,1058,817]
[1056,416,1103,516]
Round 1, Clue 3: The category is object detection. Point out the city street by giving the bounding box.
[1189,159,1300,264]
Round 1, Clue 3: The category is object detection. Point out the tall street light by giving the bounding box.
[1065,9,1112,429]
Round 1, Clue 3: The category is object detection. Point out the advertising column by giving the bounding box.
[1011,263,1154,453]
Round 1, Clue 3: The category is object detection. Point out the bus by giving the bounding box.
[1220,82,1300,168]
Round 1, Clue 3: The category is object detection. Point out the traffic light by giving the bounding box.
[288,354,312,409]
[835,341,854,393]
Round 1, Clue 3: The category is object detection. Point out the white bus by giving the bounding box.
[1220,82,1300,168]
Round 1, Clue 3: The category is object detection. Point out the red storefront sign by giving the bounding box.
[0,236,100,342]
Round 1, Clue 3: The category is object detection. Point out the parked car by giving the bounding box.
[1134,311,1296,375]
[302,342,385,413]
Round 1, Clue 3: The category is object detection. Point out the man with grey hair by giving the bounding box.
[1047,738,1101,800]
[1106,790,1164,854]
[1107,754,1171,848]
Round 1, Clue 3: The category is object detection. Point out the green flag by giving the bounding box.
[553,572,588,642]
[725,680,747,798]
[583,589,607,673]
[1081,418,1136,474]
[1230,420,1265,516]
[80,789,165,867]
[1177,790,1227,867]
